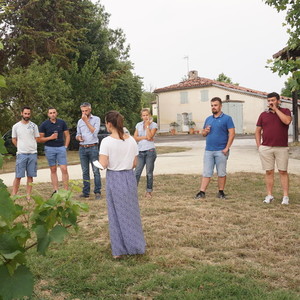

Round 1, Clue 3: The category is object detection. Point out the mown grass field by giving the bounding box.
[12,172,300,300]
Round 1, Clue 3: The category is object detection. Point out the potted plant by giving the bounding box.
[187,120,196,134]
[169,122,179,135]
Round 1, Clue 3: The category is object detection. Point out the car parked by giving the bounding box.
[59,124,110,151]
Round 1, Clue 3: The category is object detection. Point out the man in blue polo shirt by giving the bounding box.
[39,108,70,195]
[195,97,235,199]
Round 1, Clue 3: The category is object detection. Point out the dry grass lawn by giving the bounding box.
[14,171,300,298]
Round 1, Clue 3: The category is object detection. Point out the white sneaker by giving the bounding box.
[281,196,289,205]
[263,195,274,203]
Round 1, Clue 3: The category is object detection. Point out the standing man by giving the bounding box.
[195,97,235,199]
[39,108,70,195]
[11,106,40,199]
[255,92,292,205]
[76,102,101,200]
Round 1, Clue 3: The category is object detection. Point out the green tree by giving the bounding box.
[0,0,143,132]
[60,53,107,126]
[215,73,239,85]
[0,41,5,89]
[264,0,300,92]
[141,91,156,111]
[77,4,130,72]
[0,60,72,133]
[0,0,131,72]
[0,0,95,69]
[281,77,293,97]
[109,65,143,131]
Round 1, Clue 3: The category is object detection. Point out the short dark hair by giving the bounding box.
[267,92,280,100]
[211,97,222,104]
[21,106,31,112]
[48,107,56,112]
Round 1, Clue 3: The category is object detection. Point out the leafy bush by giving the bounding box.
[0,137,88,300]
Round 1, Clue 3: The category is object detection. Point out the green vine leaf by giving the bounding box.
[0,191,15,224]
[49,225,68,243]
[0,265,33,300]
[34,225,50,256]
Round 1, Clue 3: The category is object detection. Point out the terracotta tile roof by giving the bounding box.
[153,76,293,102]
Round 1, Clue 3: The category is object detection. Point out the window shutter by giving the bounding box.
[201,90,209,102]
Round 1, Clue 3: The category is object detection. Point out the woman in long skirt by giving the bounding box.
[99,111,146,258]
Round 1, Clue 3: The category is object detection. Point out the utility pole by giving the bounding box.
[183,55,189,74]
[292,90,299,142]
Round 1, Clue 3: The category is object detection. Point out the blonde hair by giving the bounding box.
[141,108,151,115]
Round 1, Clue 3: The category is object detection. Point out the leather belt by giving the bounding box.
[79,143,98,148]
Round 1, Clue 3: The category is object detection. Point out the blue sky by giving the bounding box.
[98,0,289,93]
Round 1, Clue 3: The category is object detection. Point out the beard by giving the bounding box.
[212,110,218,115]
[22,117,30,121]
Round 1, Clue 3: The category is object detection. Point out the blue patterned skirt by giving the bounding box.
[106,169,146,256]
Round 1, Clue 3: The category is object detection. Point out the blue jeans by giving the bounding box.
[79,146,101,195]
[203,150,229,177]
[135,149,157,192]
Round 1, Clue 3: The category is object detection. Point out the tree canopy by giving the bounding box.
[0,0,142,134]
[264,0,300,92]
[215,73,239,86]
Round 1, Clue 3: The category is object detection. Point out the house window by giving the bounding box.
[180,91,188,104]
[201,90,209,102]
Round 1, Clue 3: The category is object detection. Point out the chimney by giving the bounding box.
[188,70,198,80]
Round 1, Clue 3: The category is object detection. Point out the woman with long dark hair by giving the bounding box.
[98,111,146,259]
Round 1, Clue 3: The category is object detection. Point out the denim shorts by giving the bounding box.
[15,153,38,178]
[45,146,67,166]
[203,150,229,177]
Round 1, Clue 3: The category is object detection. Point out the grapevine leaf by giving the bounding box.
[0,190,15,224]
[0,233,23,258]
[0,265,33,300]
[1,250,22,260]
[0,139,7,156]
[49,225,68,243]
[31,194,45,206]
[34,225,50,255]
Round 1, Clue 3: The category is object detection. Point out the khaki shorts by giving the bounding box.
[258,145,289,171]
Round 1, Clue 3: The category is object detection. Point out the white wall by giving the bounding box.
[157,87,294,134]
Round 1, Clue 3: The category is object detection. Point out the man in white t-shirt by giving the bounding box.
[11,106,40,199]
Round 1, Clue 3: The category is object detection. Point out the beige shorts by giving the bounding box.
[258,145,289,171]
